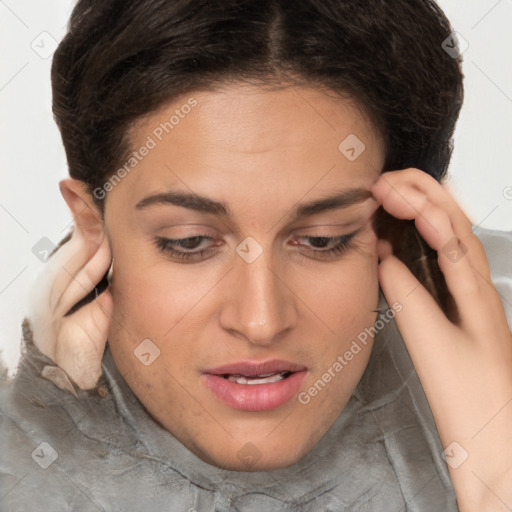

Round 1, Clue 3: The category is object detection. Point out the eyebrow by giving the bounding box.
[135,187,373,220]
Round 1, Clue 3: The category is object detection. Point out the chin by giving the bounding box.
[195,437,313,473]
[206,453,304,473]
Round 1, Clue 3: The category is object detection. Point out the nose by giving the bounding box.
[218,245,297,346]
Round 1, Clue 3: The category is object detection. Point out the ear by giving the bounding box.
[59,178,105,247]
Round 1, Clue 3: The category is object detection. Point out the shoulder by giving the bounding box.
[0,319,141,509]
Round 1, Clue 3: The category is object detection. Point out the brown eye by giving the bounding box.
[178,236,204,250]
[290,232,358,259]
[308,237,331,248]
[154,235,219,262]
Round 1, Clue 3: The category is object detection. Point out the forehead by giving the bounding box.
[134,83,382,155]
[111,83,384,209]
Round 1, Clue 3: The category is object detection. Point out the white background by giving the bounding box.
[1,0,511,373]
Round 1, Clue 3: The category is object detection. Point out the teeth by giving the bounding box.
[226,372,289,385]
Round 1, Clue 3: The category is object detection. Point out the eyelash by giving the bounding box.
[154,232,358,263]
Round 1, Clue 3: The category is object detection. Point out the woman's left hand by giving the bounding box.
[372,168,512,512]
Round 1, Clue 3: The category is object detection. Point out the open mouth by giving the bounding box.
[202,359,307,410]
[203,369,307,411]
[221,371,294,385]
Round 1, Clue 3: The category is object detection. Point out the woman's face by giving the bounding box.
[104,83,384,471]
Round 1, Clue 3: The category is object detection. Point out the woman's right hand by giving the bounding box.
[27,227,113,390]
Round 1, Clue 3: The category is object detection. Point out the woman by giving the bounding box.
[1,0,511,510]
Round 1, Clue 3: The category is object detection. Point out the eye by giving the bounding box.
[290,232,357,259]
[154,235,219,263]
[154,230,359,264]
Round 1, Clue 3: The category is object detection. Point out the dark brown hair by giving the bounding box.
[51,0,464,318]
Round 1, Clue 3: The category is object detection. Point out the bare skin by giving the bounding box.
[30,84,512,509]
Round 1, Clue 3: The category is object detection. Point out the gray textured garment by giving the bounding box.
[1,226,511,512]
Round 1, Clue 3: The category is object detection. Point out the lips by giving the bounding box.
[202,359,308,411]
[203,359,308,377]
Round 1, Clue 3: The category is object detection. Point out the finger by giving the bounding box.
[413,202,500,313]
[28,230,91,358]
[53,234,112,317]
[377,246,461,377]
[372,169,471,234]
[372,171,494,324]
[372,169,490,281]
[55,289,113,389]
[414,201,481,300]
[47,229,107,312]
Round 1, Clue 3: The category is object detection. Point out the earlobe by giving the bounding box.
[59,178,105,246]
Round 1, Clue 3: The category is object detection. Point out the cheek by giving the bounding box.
[109,251,222,338]
[298,237,379,335]
[299,253,379,403]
